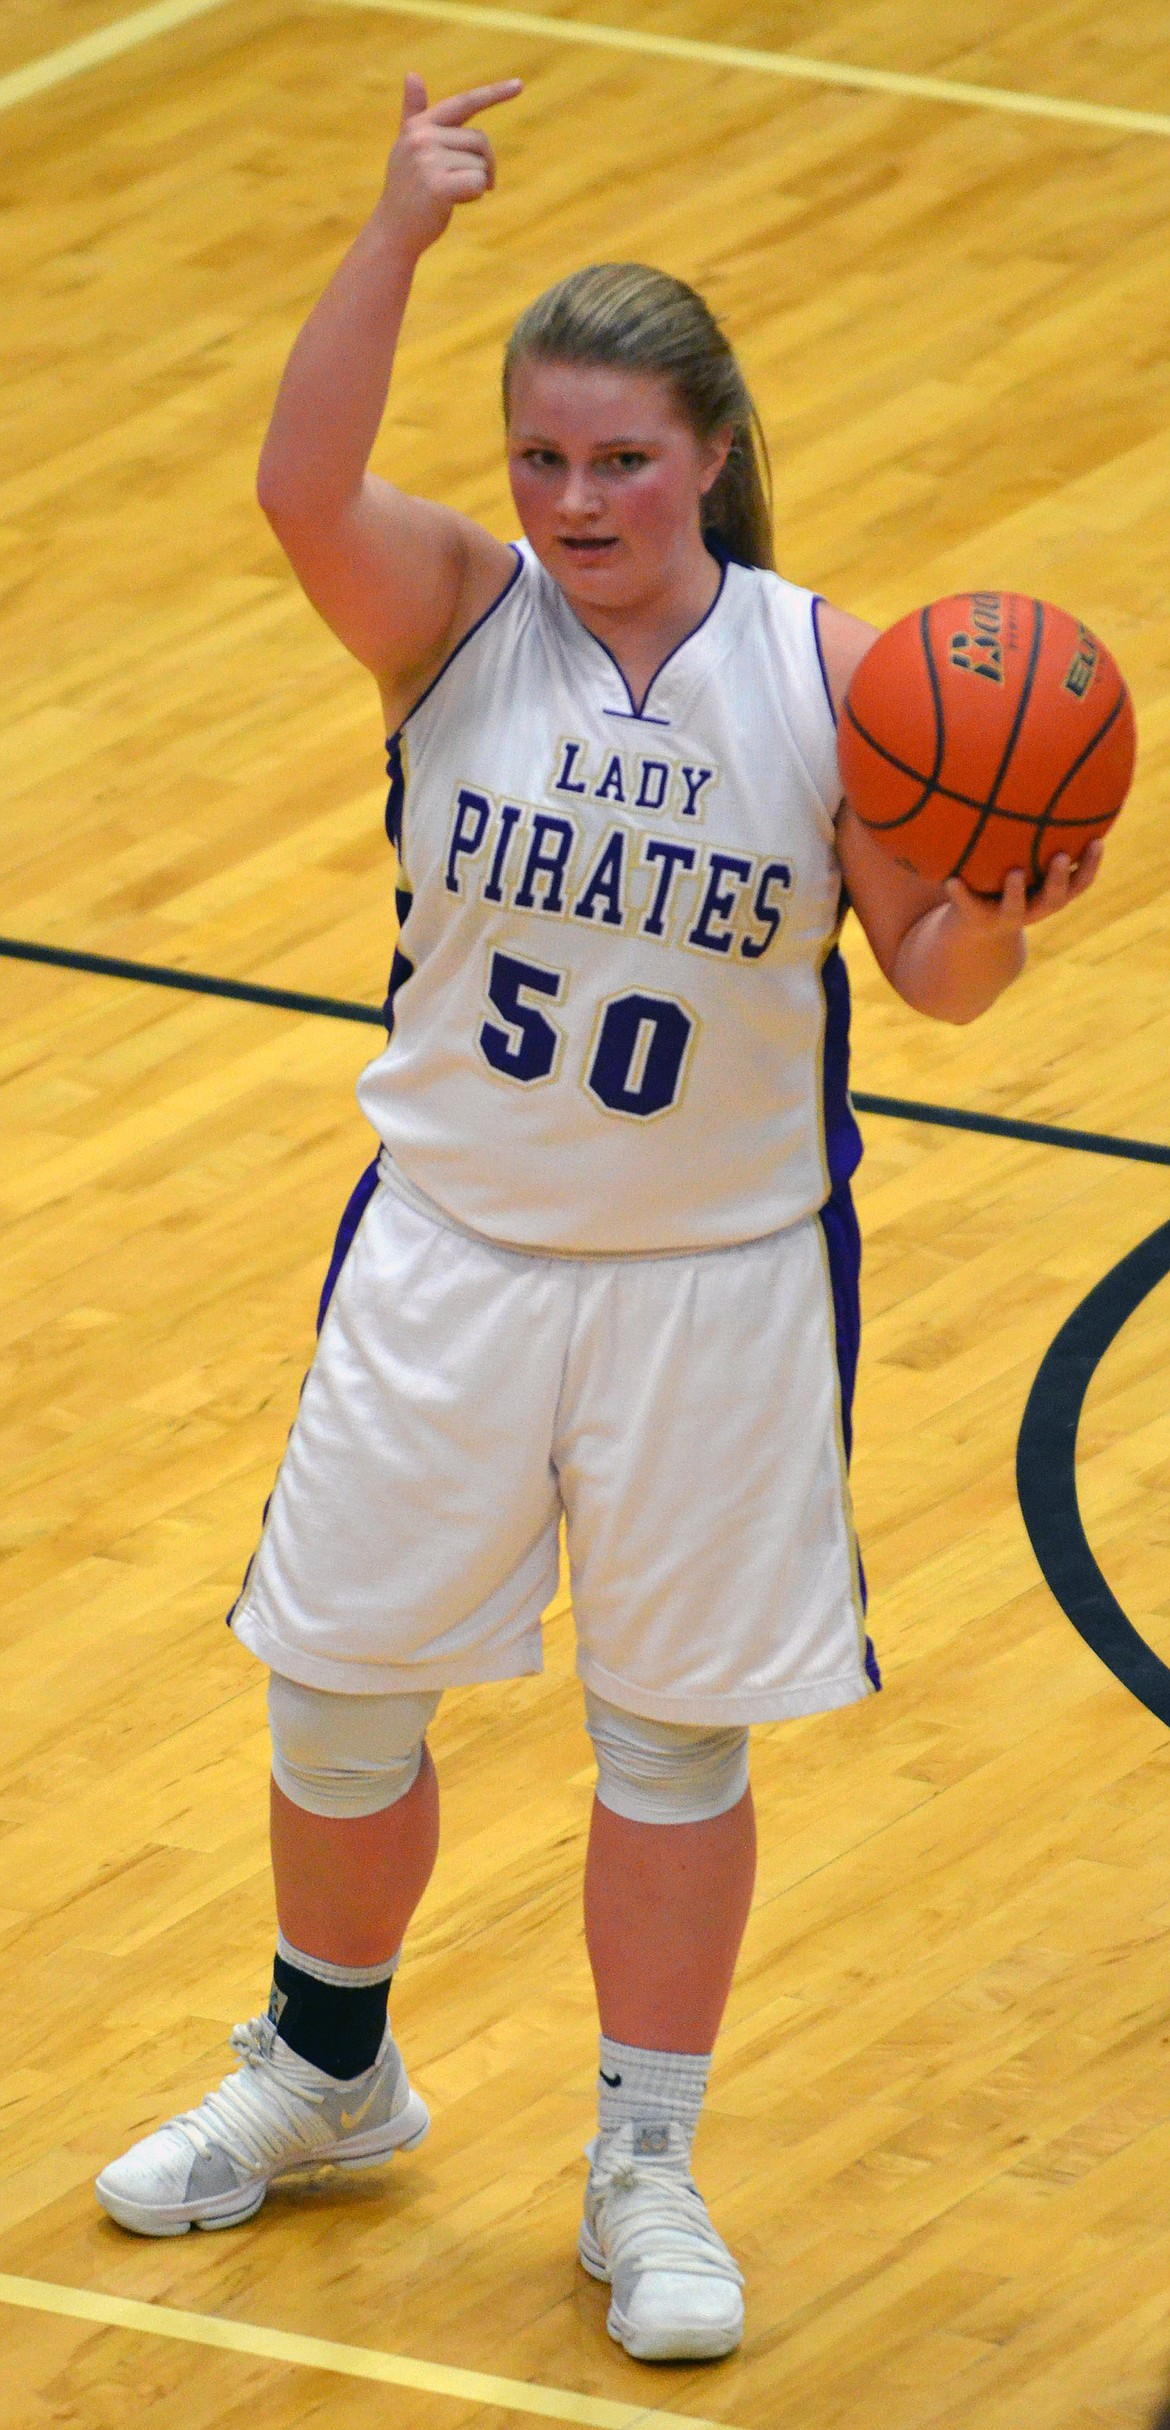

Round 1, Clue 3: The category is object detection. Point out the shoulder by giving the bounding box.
[728,571,851,815]
[738,571,874,714]
[380,525,525,731]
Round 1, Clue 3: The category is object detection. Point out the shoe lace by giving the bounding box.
[590,2143,744,2287]
[169,2015,332,2174]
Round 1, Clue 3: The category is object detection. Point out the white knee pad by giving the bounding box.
[268,1674,441,1819]
[584,1690,749,1825]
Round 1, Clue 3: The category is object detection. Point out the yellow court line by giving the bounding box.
[0,0,233,114]
[318,0,1170,138]
[0,2272,734,2430]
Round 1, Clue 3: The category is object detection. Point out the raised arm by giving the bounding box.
[257,74,522,706]
[817,601,1102,1024]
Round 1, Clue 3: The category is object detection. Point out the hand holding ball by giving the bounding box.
[839,593,1135,896]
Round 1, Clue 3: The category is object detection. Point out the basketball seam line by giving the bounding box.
[841,703,940,829]
[919,602,946,837]
[1027,686,1128,873]
[842,704,1116,828]
[920,604,945,790]
[842,696,1123,836]
[951,597,1045,882]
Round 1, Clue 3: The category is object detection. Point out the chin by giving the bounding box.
[561,561,624,587]
[565,573,641,619]
[558,557,620,587]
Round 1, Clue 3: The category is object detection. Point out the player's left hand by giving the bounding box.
[943,839,1104,931]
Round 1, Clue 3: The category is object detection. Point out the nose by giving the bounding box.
[560,463,602,520]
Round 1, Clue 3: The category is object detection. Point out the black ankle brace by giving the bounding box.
[268,1951,390,2079]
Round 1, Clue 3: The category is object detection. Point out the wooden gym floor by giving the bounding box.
[2,3,1170,2425]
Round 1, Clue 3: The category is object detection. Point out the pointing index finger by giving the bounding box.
[430,79,523,126]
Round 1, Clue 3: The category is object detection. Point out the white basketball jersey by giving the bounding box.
[356,541,862,1254]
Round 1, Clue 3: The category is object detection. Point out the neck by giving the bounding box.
[563,541,723,705]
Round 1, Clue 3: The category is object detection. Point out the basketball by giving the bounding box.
[839,592,1136,894]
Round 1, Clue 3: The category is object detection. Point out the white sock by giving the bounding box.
[597,2034,710,2161]
[275,1930,400,1988]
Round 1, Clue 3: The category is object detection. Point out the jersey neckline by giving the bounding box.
[527,549,729,729]
[385,540,740,744]
[547,549,730,724]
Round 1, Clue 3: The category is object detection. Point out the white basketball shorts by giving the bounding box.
[230,1162,874,1724]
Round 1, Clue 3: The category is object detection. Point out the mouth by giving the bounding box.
[558,535,619,558]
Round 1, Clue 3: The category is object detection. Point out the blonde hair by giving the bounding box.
[502,263,774,571]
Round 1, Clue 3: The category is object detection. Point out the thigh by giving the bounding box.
[231,1180,567,1690]
[559,1214,869,1724]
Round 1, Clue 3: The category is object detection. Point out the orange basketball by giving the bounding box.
[838,593,1136,895]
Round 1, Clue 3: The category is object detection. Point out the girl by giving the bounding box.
[96,75,1100,2363]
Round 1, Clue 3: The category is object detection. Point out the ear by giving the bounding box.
[697,424,735,497]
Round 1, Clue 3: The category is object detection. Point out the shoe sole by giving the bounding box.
[96,2091,430,2237]
[577,2220,743,2362]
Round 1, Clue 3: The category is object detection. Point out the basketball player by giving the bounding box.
[95,77,1102,2361]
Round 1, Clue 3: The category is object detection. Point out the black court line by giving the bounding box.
[1017,1220,1170,1727]
[0,933,385,1026]
[850,1090,1170,1168]
[3,930,1169,1172]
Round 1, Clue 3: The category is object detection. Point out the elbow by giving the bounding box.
[891,979,1001,1027]
[935,974,1013,1024]
[256,446,297,532]
[897,988,979,1026]
[256,456,326,562]
[908,967,1023,1025]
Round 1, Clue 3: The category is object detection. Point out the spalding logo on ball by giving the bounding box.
[839,593,1136,895]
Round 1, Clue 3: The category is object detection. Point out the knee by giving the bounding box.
[268,1674,442,1819]
[584,1690,749,1825]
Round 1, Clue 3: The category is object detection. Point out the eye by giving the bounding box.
[519,446,562,471]
[606,450,650,473]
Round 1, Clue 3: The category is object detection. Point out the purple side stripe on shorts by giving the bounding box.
[317,1159,381,1333]
[818,1180,880,1686]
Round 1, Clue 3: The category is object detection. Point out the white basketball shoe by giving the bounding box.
[96,2014,429,2236]
[578,2122,745,2361]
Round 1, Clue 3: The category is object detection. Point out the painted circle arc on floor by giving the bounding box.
[1017,1218,1170,1725]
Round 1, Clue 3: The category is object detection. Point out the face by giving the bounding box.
[506,356,731,613]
